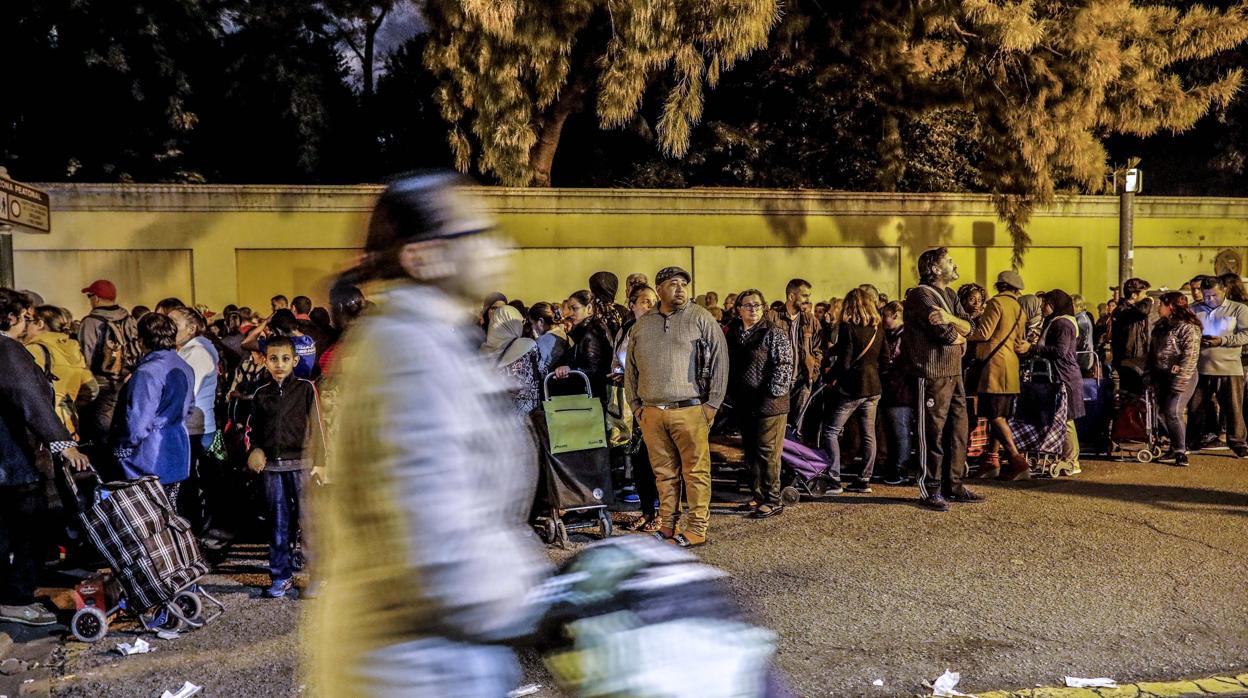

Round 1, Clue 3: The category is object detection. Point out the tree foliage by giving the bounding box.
[421,0,780,185]
[838,0,1248,262]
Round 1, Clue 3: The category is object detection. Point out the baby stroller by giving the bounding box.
[778,386,838,505]
[1008,368,1075,477]
[532,537,787,697]
[533,371,614,548]
[1109,383,1163,462]
[63,464,225,643]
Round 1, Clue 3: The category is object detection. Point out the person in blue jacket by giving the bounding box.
[111,313,194,502]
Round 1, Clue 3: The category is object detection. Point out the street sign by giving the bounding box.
[0,174,51,233]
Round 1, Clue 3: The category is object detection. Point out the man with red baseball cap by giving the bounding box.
[80,279,117,302]
[77,279,138,456]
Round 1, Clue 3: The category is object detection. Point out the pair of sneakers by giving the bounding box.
[0,602,57,626]
[920,487,986,512]
[263,578,321,599]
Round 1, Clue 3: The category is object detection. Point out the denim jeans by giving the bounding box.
[882,406,914,479]
[1159,378,1198,454]
[821,391,880,482]
[264,469,308,581]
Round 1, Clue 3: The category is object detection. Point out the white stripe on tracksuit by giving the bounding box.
[916,376,930,500]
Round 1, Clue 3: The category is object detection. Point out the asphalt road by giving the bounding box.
[14,450,1248,697]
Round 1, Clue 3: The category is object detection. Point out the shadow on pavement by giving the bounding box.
[974,477,1248,515]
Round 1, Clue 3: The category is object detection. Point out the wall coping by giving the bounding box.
[34,183,1248,219]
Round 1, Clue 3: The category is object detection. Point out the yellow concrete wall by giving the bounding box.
[11,185,1248,317]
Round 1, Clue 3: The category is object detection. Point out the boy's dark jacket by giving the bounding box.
[246,375,324,461]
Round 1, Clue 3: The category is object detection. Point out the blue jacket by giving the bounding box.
[112,350,194,484]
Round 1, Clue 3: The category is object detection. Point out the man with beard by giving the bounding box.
[902,248,983,511]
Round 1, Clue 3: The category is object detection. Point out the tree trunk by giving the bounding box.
[362,7,389,100]
[529,76,589,187]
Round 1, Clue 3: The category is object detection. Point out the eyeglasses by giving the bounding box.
[739,303,765,311]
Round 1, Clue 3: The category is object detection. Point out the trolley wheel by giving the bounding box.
[780,486,800,506]
[1137,449,1154,463]
[554,520,570,549]
[71,607,108,643]
[542,518,557,545]
[598,509,613,539]
[1152,446,1165,459]
[172,591,203,625]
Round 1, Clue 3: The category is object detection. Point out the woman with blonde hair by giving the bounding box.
[819,288,884,494]
[24,306,97,438]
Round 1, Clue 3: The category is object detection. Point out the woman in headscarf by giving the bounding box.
[1035,289,1086,474]
[481,304,541,415]
[307,173,547,697]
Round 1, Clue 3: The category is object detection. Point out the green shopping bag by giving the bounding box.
[543,371,608,454]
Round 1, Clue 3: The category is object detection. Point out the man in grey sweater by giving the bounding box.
[1189,275,1248,458]
[625,266,728,548]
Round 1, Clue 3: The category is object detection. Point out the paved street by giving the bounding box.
[3,451,1246,697]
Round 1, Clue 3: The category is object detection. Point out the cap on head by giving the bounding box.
[81,279,117,300]
[655,266,692,286]
[996,270,1025,291]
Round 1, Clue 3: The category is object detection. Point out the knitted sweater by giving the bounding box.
[902,285,968,380]
[625,302,728,411]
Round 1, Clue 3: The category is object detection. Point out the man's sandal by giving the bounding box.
[626,516,656,532]
[749,503,783,519]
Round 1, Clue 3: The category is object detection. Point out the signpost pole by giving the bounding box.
[0,231,12,289]
[1118,188,1134,289]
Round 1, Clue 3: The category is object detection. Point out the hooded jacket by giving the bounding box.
[111,349,195,484]
[78,305,132,377]
[26,332,98,437]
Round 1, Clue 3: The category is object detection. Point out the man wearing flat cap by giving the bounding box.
[966,269,1032,481]
[624,266,727,548]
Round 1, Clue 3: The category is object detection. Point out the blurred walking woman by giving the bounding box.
[820,288,884,494]
[308,174,547,697]
[1150,291,1202,467]
[727,290,794,518]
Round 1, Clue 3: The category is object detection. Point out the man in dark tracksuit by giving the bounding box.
[902,248,984,511]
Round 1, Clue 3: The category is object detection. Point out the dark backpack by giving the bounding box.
[101,316,142,378]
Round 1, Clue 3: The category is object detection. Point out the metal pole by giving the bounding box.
[1119,188,1134,288]
[0,231,13,289]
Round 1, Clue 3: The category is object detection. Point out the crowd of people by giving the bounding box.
[475,251,1248,532]
[0,281,367,626]
[3,174,1246,693]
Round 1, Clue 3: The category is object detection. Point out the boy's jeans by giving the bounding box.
[264,469,308,581]
[882,405,915,478]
